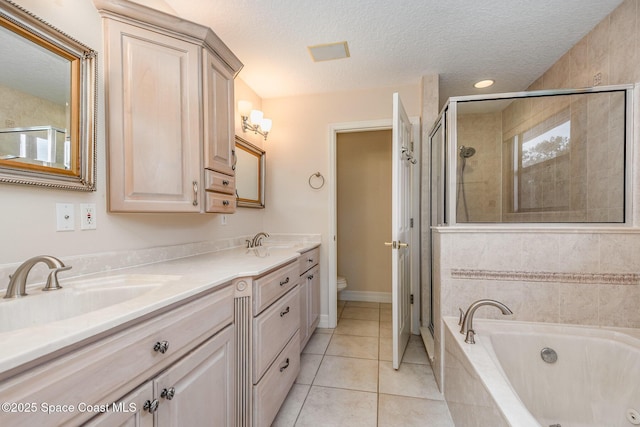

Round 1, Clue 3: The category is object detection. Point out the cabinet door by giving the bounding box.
[299,281,309,351]
[307,266,321,332]
[203,49,235,177]
[104,19,202,212]
[84,382,153,427]
[154,325,235,426]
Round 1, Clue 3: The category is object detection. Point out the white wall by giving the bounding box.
[262,85,421,323]
[0,0,264,264]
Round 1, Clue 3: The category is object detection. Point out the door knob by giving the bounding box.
[398,242,409,248]
[384,241,397,249]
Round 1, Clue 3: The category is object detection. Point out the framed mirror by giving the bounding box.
[235,136,265,208]
[0,1,97,191]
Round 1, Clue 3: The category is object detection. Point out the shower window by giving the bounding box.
[451,86,630,224]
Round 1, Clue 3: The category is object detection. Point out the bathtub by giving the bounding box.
[443,317,640,427]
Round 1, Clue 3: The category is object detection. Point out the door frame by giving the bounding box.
[328,119,420,330]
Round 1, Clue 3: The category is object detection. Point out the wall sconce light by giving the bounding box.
[238,100,272,140]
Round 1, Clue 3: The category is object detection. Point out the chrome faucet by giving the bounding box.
[247,232,270,248]
[4,255,71,298]
[459,299,513,344]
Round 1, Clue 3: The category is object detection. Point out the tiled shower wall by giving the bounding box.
[432,0,640,388]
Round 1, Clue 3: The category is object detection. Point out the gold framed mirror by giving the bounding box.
[235,136,265,208]
[0,1,97,191]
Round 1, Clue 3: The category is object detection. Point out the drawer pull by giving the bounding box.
[307,274,314,280]
[153,340,170,354]
[223,200,230,206]
[280,306,290,317]
[161,387,176,400]
[308,258,314,263]
[143,399,159,413]
[279,358,290,372]
[279,277,290,286]
[222,180,229,186]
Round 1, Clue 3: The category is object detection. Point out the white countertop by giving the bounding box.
[0,242,319,378]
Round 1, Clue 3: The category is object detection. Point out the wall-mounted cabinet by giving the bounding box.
[94,0,243,213]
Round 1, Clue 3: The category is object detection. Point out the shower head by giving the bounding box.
[459,146,476,158]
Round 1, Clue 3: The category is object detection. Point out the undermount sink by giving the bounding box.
[0,274,180,333]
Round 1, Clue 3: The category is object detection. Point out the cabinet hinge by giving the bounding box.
[410,140,414,151]
[410,294,414,304]
[410,218,414,228]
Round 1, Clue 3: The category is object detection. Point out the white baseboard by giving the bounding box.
[318,314,330,329]
[338,290,392,303]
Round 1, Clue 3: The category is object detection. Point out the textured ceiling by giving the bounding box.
[141,0,623,103]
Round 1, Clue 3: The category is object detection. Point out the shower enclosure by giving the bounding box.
[423,84,634,335]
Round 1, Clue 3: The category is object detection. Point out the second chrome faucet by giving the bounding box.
[459,299,513,344]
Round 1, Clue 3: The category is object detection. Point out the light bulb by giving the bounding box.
[238,100,253,116]
[261,118,272,133]
[250,109,264,126]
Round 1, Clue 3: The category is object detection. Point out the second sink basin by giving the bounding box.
[0,274,180,333]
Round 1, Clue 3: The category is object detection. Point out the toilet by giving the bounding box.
[337,276,348,293]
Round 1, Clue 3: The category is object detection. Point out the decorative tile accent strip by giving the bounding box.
[450,269,640,285]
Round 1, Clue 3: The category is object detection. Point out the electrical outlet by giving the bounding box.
[80,203,97,230]
[56,203,74,231]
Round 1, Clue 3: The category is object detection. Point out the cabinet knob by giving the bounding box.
[143,399,159,413]
[280,306,290,317]
[222,180,229,186]
[154,340,170,354]
[161,387,176,400]
[308,258,314,263]
[307,274,314,280]
[279,358,290,372]
[223,200,230,206]
[279,277,290,286]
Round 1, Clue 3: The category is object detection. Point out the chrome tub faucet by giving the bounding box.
[4,255,72,298]
[459,299,513,344]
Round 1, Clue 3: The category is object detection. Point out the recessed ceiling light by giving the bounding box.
[474,79,495,89]
[308,41,350,62]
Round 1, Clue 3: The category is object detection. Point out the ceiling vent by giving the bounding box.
[308,41,350,62]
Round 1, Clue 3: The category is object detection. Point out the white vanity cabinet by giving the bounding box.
[95,0,242,213]
[234,260,302,427]
[0,285,235,427]
[299,247,320,350]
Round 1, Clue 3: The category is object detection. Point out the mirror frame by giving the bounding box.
[0,1,97,191]
[235,135,265,209]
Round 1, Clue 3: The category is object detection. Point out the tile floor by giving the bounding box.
[272,300,455,426]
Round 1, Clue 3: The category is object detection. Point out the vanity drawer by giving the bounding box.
[205,191,236,213]
[252,286,299,384]
[252,332,300,427]
[0,285,234,427]
[298,247,320,274]
[253,261,299,315]
[205,169,235,195]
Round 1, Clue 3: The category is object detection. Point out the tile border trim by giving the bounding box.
[450,269,640,285]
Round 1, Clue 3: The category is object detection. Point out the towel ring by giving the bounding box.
[308,172,325,189]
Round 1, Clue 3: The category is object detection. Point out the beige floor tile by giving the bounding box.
[379,361,443,400]
[379,321,392,338]
[296,353,323,385]
[402,335,429,365]
[302,332,332,355]
[334,319,379,337]
[380,302,392,310]
[341,306,380,321]
[380,309,392,322]
[345,301,380,309]
[296,386,377,427]
[338,299,346,308]
[313,355,378,392]
[326,334,379,359]
[379,336,392,361]
[271,384,310,427]
[378,394,454,427]
[314,327,334,334]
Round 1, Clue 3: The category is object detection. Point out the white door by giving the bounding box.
[390,92,412,370]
